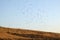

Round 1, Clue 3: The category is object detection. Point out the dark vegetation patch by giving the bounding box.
[7,32,46,38]
[7,32,60,40]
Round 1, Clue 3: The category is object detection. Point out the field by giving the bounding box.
[0,26,60,40]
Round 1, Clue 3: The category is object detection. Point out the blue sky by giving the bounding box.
[0,0,60,33]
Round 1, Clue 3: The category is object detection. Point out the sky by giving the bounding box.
[0,0,60,33]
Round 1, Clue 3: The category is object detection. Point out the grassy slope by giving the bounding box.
[0,26,60,40]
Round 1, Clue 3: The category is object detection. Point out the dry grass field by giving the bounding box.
[0,26,60,40]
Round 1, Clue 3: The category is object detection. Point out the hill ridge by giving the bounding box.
[0,26,60,40]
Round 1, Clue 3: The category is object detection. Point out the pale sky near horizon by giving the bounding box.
[0,0,60,33]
